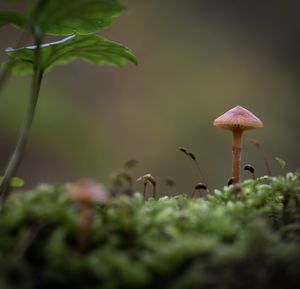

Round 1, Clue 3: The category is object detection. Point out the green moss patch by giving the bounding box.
[1,172,300,289]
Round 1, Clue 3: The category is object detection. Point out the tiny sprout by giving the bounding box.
[243,164,256,180]
[227,177,234,186]
[192,182,208,198]
[248,138,272,176]
[137,174,156,199]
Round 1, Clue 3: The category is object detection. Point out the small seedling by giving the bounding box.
[214,106,263,184]
[248,138,272,176]
[243,164,256,180]
[192,182,208,198]
[137,174,156,199]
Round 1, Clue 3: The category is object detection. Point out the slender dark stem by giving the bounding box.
[193,160,206,183]
[191,189,196,198]
[0,35,43,207]
[153,183,156,199]
[143,183,147,199]
[260,150,272,176]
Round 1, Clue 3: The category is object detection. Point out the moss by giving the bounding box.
[0,172,300,289]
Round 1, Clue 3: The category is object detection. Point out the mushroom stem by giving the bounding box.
[232,129,243,184]
[78,201,93,254]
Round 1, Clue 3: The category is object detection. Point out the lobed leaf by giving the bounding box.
[5,34,137,75]
[1,0,125,35]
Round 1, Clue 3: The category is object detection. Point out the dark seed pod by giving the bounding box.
[248,138,260,149]
[165,177,176,187]
[227,177,234,186]
[194,182,208,191]
[178,147,188,154]
[188,152,196,161]
[124,159,139,170]
[243,164,255,174]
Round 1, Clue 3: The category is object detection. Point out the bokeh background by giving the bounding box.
[0,0,299,195]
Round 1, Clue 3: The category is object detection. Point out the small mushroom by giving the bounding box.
[137,174,156,199]
[214,106,263,184]
[68,179,109,253]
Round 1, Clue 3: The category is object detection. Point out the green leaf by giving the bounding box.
[0,11,26,28]
[5,34,137,75]
[275,157,286,169]
[30,0,125,35]
[0,176,25,187]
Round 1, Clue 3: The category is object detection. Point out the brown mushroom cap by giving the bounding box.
[213,105,263,131]
[68,179,110,204]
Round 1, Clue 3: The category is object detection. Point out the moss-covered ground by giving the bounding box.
[0,172,300,289]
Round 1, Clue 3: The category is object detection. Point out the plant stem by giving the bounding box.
[0,35,43,207]
[260,150,272,176]
[193,160,206,183]
[153,183,156,199]
[232,129,243,184]
[143,183,147,199]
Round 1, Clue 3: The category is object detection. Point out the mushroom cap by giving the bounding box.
[68,179,110,204]
[213,105,263,131]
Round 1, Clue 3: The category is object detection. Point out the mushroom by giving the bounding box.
[213,106,263,184]
[68,179,110,253]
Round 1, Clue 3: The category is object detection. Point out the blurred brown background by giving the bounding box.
[0,0,299,195]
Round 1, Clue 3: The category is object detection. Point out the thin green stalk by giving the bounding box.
[0,34,43,208]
